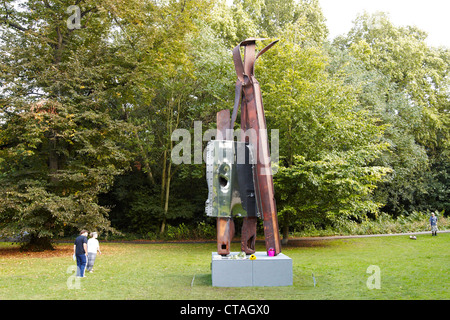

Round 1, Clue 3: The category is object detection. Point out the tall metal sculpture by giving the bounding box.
[205,38,281,256]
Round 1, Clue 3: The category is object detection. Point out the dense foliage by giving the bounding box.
[0,0,448,249]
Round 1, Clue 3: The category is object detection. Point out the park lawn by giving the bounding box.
[0,233,448,300]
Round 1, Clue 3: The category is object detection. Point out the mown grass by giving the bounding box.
[0,233,448,300]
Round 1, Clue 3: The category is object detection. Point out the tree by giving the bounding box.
[206,1,390,241]
[334,12,450,215]
[0,0,133,250]
[256,24,390,242]
[97,0,234,234]
[233,0,327,40]
[326,47,431,216]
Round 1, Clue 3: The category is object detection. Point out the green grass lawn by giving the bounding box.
[0,233,448,300]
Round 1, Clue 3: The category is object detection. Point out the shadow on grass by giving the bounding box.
[191,273,212,287]
[0,243,73,258]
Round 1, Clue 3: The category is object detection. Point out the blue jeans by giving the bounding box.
[76,254,87,277]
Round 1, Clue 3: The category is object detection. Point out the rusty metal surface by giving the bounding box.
[240,216,257,254]
[207,39,281,256]
[233,39,281,255]
[214,110,234,256]
[216,217,234,256]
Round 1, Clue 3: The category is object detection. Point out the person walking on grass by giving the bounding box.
[430,212,438,236]
[86,232,101,273]
[74,230,88,277]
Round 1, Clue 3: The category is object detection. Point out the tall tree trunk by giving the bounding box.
[160,160,172,234]
[48,131,59,184]
[134,130,155,185]
[160,149,168,234]
[160,95,181,234]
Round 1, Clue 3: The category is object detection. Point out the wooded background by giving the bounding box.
[0,0,448,249]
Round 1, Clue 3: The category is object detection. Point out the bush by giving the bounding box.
[290,210,449,237]
[163,222,216,241]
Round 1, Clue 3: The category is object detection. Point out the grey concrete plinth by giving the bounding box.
[211,252,293,287]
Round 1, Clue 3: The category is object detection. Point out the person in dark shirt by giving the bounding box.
[74,230,88,277]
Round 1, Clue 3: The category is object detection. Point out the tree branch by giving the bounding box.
[0,17,28,32]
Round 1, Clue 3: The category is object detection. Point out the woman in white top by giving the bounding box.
[86,232,101,272]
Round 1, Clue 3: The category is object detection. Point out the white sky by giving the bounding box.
[319,0,450,47]
[225,0,449,48]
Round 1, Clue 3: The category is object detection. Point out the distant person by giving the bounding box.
[74,230,88,277]
[86,232,101,273]
[430,212,438,236]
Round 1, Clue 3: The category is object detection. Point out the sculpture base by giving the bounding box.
[211,252,293,287]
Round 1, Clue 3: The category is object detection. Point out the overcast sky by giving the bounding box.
[319,0,450,47]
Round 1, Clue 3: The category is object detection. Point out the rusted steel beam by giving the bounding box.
[209,39,281,256]
[241,216,257,254]
[232,39,281,255]
[215,109,234,256]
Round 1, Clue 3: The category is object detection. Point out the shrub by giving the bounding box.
[290,210,449,237]
[163,221,216,241]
